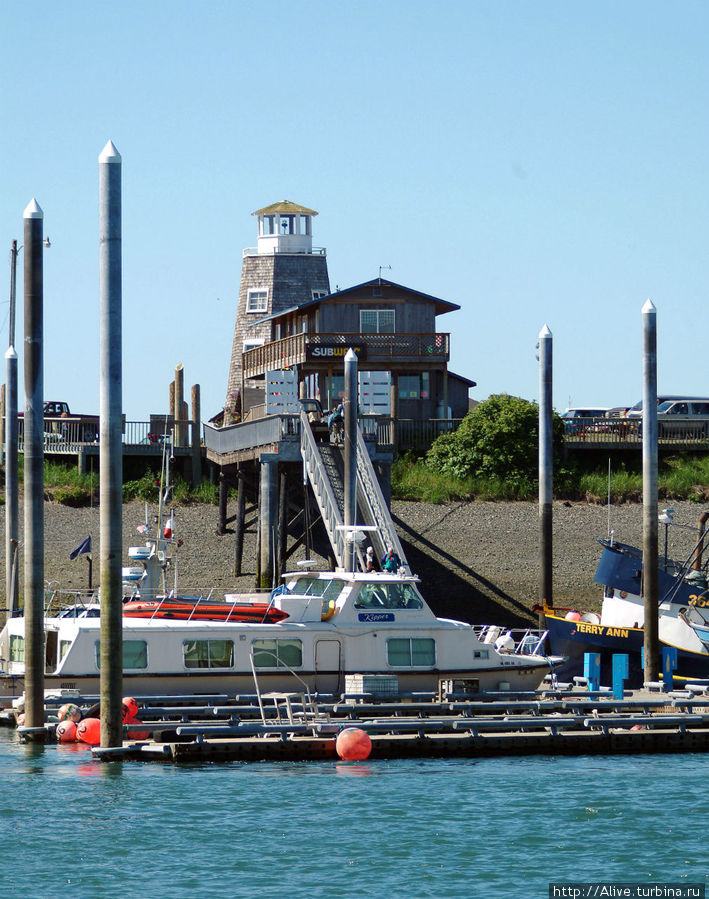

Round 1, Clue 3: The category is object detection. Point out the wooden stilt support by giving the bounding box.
[218,471,227,536]
[234,466,246,576]
[277,468,288,579]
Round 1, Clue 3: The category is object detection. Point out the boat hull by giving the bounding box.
[0,661,550,708]
[545,612,709,687]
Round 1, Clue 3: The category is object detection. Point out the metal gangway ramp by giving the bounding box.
[299,410,409,573]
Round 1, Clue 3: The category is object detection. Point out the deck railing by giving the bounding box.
[14,419,200,453]
[242,332,450,378]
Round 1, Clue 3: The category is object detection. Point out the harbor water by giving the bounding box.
[1,729,706,898]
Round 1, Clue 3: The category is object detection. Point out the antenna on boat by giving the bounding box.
[607,456,612,538]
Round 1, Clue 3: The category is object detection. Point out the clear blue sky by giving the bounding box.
[1,1,707,421]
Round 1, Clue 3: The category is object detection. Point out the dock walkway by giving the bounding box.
[16,687,704,763]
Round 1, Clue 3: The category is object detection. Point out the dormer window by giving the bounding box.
[247,288,269,313]
[360,309,395,334]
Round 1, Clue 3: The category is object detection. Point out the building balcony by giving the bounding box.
[242,332,450,379]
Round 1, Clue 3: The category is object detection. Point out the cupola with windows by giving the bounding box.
[253,200,318,255]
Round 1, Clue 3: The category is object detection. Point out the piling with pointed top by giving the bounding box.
[99,140,123,747]
[642,299,659,683]
[6,238,20,616]
[343,348,358,571]
[23,199,45,730]
[538,325,553,622]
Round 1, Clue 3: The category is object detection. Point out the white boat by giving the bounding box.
[0,567,553,705]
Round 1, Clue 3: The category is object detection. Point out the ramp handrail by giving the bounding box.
[355,425,409,574]
[300,411,347,568]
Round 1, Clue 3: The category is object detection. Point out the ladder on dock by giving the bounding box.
[299,410,408,573]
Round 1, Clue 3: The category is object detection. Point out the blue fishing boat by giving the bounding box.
[541,518,709,687]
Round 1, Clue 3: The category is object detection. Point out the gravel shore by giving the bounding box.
[2,498,706,626]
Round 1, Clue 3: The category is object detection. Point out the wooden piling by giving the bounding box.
[98,140,124,748]
[23,199,45,732]
[234,466,246,576]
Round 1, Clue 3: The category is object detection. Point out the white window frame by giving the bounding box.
[360,309,395,334]
[243,338,266,354]
[246,288,269,314]
[311,289,328,301]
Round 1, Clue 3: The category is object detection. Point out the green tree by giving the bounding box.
[426,393,565,487]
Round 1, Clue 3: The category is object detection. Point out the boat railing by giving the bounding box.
[249,650,320,726]
[43,583,96,617]
[474,625,550,657]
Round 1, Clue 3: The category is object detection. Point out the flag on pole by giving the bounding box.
[69,536,92,560]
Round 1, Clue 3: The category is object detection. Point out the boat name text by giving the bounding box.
[574,623,630,638]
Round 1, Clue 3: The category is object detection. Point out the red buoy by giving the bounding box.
[336,727,372,760]
[76,717,101,746]
[58,703,82,723]
[122,697,139,719]
[125,716,149,740]
[56,719,77,743]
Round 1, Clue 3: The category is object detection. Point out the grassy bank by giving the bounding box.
[6,454,709,507]
[392,454,709,504]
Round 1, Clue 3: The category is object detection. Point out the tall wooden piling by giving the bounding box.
[642,299,659,683]
[7,240,20,615]
[175,364,185,446]
[99,140,123,747]
[191,384,201,487]
[23,199,45,730]
[538,324,553,623]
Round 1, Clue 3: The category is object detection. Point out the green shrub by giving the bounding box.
[426,394,565,485]
[53,485,93,507]
[122,472,160,503]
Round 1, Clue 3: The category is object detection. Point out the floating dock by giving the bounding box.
[12,685,709,763]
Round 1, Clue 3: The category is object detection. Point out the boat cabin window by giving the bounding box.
[94,639,148,670]
[59,640,72,661]
[183,639,234,669]
[10,634,24,662]
[354,582,423,610]
[252,638,302,669]
[289,577,345,601]
[387,637,435,667]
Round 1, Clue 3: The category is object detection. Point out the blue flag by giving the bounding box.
[69,536,92,560]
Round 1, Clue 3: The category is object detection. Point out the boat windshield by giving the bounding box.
[354,582,423,610]
[289,577,345,601]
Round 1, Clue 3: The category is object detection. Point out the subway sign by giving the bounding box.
[306,343,367,360]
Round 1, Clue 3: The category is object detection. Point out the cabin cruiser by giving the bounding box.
[0,568,553,706]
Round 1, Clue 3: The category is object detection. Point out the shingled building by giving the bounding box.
[224,201,474,426]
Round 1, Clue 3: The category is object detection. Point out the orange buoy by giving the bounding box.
[56,719,78,743]
[565,610,582,622]
[336,727,372,761]
[76,717,101,746]
[122,697,139,720]
[16,713,25,726]
[125,716,149,740]
[58,703,82,723]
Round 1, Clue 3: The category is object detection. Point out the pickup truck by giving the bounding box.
[19,401,100,443]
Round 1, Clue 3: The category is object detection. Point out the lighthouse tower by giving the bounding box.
[225,201,330,416]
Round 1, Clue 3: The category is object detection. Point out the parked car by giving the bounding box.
[625,396,709,417]
[561,407,610,436]
[657,399,709,439]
